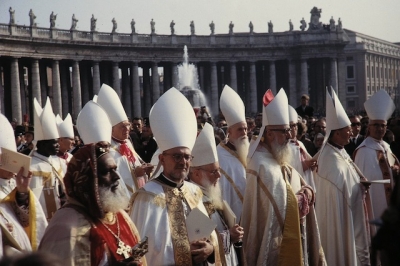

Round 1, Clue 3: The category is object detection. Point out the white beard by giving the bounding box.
[201,177,224,210]
[99,184,129,213]
[270,139,291,166]
[232,137,250,165]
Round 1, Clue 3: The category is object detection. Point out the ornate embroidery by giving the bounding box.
[163,186,192,266]
[152,194,166,209]
[203,202,216,216]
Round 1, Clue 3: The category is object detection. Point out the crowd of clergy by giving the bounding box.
[0,82,399,266]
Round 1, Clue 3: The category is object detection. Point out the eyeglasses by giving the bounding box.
[290,124,298,128]
[198,167,221,176]
[269,128,291,134]
[351,123,361,127]
[163,153,194,162]
[370,123,387,129]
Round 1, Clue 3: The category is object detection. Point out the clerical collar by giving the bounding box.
[225,141,237,151]
[112,137,126,144]
[157,173,184,188]
[328,140,344,150]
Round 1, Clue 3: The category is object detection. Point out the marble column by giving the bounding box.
[31,59,41,105]
[52,60,62,116]
[300,59,309,96]
[80,63,90,106]
[172,63,179,89]
[18,64,27,117]
[40,62,48,104]
[269,60,277,95]
[121,66,131,117]
[288,60,297,106]
[249,61,257,114]
[143,66,151,116]
[72,61,82,120]
[230,62,238,91]
[330,58,338,93]
[338,57,346,106]
[131,62,141,117]
[11,58,22,123]
[60,62,70,117]
[152,62,160,104]
[92,61,101,95]
[112,62,121,97]
[210,62,218,116]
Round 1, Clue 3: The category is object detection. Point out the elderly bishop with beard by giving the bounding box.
[39,101,146,266]
[189,123,243,265]
[242,89,326,266]
[217,85,249,221]
[130,88,221,266]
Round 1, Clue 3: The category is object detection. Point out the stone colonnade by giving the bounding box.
[0,56,341,124]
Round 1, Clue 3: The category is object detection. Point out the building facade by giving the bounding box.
[0,7,399,124]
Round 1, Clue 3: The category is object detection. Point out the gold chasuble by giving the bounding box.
[278,165,303,266]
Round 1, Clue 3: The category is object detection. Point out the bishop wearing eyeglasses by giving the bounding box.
[354,90,400,226]
[129,88,221,266]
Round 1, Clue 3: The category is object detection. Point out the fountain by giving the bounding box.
[178,46,208,109]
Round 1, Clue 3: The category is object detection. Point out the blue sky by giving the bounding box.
[1,0,399,42]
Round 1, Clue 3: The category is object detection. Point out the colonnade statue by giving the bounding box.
[300,17,307,31]
[229,21,234,34]
[170,20,175,35]
[50,11,57,28]
[268,20,273,33]
[29,9,36,27]
[249,21,253,34]
[112,18,117,33]
[90,14,97,32]
[9,7,15,25]
[329,16,336,31]
[338,18,343,31]
[150,19,155,34]
[70,14,78,31]
[209,21,215,35]
[190,21,195,35]
[289,19,293,31]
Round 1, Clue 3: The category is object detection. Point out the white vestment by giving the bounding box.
[29,152,64,220]
[110,139,144,197]
[354,137,396,220]
[0,178,16,200]
[216,144,246,221]
[242,145,302,266]
[315,143,370,265]
[288,141,316,191]
[58,152,73,177]
[130,179,220,266]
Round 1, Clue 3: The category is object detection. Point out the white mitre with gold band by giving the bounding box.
[77,101,112,144]
[150,87,197,152]
[364,89,395,121]
[191,123,218,167]
[0,113,17,153]
[33,97,59,141]
[288,105,299,123]
[220,85,246,127]
[56,114,74,138]
[96,84,128,126]
[248,88,289,158]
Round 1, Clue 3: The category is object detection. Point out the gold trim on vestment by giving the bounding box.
[163,186,193,266]
[220,168,243,203]
[220,143,246,168]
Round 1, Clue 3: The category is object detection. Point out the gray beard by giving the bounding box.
[201,177,224,210]
[270,139,291,166]
[232,137,250,165]
[99,185,129,213]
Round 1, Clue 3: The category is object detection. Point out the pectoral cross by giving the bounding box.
[116,240,132,259]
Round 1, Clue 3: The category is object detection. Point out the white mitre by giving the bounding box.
[364,89,395,121]
[150,87,197,152]
[191,123,218,167]
[33,97,59,141]
[0,113,17,153]
[220,85,246,127]
[56,114,74,138]
[77,101,112,144]
[288,105,299,123]
[326,88,350,133]
[96,84,128,126]
[248,88,289,158]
